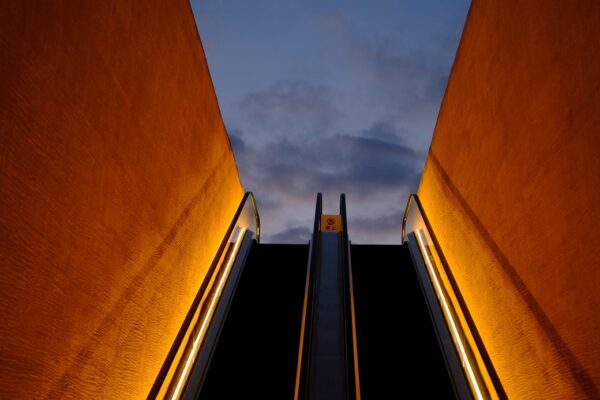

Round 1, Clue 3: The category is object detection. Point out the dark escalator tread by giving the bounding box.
[198,243,308,400]
[351,244,456,399]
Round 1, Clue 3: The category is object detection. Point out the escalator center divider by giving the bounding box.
[294,193,359,400]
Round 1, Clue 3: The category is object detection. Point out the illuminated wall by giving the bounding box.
[0,2,243,398]
[418,1,600,398]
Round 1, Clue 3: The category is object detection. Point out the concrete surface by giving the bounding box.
[0,2,243,398]
[418,1,600,398]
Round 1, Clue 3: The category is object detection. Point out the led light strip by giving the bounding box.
[415,230,484,400]
[348,259,362,400]
[293,255,312,400]
[170,227,247,400]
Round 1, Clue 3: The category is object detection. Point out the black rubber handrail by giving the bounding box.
[294,193,322,400]
[340,194,361,400]
[248,192,261,243]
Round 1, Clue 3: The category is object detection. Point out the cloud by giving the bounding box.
[346,39,450,131]
[208,4,469,243]
[232,129,422,197]
[230,122,422,243]
[349,211,407,244]
[223,33,448,242]
[302,14,456,151]
[269,226,312,244]
[360,120,407,144]
[233,80,343,140]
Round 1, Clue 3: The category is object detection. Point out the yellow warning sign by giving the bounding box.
[321,214,342,232]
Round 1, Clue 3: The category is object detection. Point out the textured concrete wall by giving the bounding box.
[418,1,600,398]
[0,2,243,398]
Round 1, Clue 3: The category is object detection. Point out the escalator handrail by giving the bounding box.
[248,192,261,243]
[148,192,259,399]
[340,194,361,400]
[402,194,506,399]
[293,193,322,400]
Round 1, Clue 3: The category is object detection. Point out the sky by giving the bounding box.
[191,1,470,243]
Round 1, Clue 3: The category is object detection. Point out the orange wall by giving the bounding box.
[0,2,243,398]
[419,1,600,398]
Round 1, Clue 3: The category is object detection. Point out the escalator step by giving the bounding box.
[199,243,308,399]
[351,244,456,399]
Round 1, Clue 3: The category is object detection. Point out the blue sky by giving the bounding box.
[191,0,470,243]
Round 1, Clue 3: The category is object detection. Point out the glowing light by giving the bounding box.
[170,227,247,400]
[415,230,484,400]
[348,261,362,400]
[294,248,312,400]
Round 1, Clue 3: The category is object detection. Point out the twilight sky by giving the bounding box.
[191,1,470,243]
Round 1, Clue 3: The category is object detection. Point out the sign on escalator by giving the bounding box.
[321,214,342,232]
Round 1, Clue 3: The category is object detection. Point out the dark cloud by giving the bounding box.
[228,128,245,153]
[348,40,450,127]
[363,45,435,82]
[225,41,442,243]
[269,226,312,244]
[301,17,457,151]
[231,122,422,243]
[349,211,406,244]
[234,80,343,139]
[198,4,469,243]
[360,121,407,144]
[233,128,422,198]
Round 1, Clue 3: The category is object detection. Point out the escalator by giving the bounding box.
[151,193,502,400]
[199,243,308,398]
[352,245,455,398]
